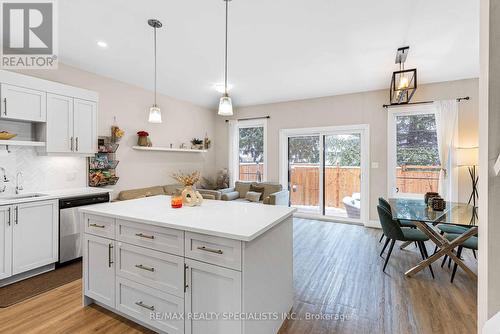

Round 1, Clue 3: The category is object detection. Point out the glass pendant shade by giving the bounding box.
[148,105,162,123]
[218,95,233,116]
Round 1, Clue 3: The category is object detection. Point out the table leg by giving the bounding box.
[405,223,478,280]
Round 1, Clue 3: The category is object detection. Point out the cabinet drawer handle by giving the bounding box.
[184,264,189,292]
[75,137,79,151]
[70,137,74,151]
[3,98,7,115]
[135,301,155,311]
[197,246,223,254]
[108,243,114,267]
[89,223,105,228]
[14,206,18,225]
[135,264,155,272]
[135,233,155,240]
[7,207,11,226]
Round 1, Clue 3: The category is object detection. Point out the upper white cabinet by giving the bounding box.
[0,206,12,280]
[73,98,97,154]
[0,70,98,155]
[46,93,74,153]
[46,94,96,154]
[0,84,46,122]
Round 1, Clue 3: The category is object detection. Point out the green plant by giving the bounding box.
[191,138,203,145]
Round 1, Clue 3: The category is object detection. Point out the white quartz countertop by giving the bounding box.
[0,187,113,206]
[79,195,296,242]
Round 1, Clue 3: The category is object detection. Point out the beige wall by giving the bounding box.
[215,78,479,221]
[16,64,217,197]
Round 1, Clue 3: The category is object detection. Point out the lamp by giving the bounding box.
[457,147,479,211]
[390,46,417,105]
[218,0,234,116]
[148,19,163,123]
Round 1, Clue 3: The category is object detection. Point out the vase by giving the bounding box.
[181,186,203,207]
[137,136,148,146]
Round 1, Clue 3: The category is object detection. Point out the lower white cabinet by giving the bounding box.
[0,206,12,279]
[84,234,115,308]
[12,200,58,275]
[185,259,242,334]
[0,200,58,282]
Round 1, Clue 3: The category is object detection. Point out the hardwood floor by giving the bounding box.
[0,219,477,334]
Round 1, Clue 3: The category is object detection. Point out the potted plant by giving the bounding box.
[137,131,149,146]
[191,138,204,150]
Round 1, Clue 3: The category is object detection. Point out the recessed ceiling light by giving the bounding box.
[97,40,108,48]
[214,83,233,94]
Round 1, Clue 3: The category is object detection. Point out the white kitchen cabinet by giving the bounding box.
[0,206,12,280]
[45,95,97,154]
[0,83,46,122]
[46,93,74,153]
[12,200,58,275]
[73,98,97,154]
[84,234,115,308]
[185,259,242,334]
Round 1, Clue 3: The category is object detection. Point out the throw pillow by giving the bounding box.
[249,184,265,201]
[245,191,262,202]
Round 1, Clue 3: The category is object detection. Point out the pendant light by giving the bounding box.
[389,46,417,105]
[218,0,233,116]
[148,19,163,123]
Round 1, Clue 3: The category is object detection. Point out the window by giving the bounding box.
[388,106,441,198]
[228,119,267,184]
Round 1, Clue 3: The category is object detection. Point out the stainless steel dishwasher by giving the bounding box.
[58,193,110,266]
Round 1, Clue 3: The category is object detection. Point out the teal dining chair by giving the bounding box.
[442,233,478,283]
[377,205,435,278]
[378,197,417,243]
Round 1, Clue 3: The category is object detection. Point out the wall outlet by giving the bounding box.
[371,162,379,169]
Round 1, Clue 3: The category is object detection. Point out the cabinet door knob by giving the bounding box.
[184,264,189,292]
[135,233,155,240]
[3,98,7,115]
[7,207,11,226]
[14,206,18,224]
[89,223,105,228]
[70,137,74,151]
[108,243,114,267]
[135,264,155,272]
[135,301,155,311]
[197,246,223,254]
[75,137,79,151]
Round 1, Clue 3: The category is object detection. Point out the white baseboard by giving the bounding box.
[364,220,381,229]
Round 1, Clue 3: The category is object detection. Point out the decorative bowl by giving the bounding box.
[0,132,16,140]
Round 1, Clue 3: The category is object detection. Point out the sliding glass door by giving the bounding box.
[324,133,361,219]
[283,126,368,222]
[288,136,321,215]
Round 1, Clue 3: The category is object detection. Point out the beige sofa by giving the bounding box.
[116,184,222,201]
[220,181,289,206]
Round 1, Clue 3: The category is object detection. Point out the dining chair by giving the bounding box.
[435,225,477,264]
[442,233,478,283]
[378,197,417,243]
[377,205,435,278]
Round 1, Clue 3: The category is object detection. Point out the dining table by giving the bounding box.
[388,198,478,280]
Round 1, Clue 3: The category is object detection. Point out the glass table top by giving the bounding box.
[388,198,478,227]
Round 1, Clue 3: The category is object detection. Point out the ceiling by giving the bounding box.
[59,0,479,109]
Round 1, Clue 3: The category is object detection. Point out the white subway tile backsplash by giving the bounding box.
[0,146,86,195]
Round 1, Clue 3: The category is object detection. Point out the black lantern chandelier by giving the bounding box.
[390,46,417,105]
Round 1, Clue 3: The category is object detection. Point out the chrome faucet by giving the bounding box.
[15,171,23,194]
[0,167,8,193]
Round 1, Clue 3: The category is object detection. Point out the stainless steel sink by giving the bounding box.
[0,193,48,200]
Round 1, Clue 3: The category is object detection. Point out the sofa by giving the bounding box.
[219,181,289,206]
[116,184,222,201]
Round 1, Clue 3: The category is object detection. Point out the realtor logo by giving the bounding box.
[1,0,58,69]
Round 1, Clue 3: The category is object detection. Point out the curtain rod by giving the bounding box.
[225,116,270,122]
[382,96,470,108]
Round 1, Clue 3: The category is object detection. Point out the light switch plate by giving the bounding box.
[371,162,379,169]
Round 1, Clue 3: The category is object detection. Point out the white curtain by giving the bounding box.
[227,120,239,187]
[434,100,459,201]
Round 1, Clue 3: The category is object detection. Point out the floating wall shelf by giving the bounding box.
[132,146,207,153]
[0,140,46,147]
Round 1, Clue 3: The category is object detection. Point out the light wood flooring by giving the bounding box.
[0,219,477,334]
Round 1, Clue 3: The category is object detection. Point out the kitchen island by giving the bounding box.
[80,195,295,334]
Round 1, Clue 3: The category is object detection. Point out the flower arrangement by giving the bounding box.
[111,126,124,142]
[137,131,150,146]
[172,171,201,187]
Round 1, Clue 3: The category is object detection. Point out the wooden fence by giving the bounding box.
[239,163,439,208]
